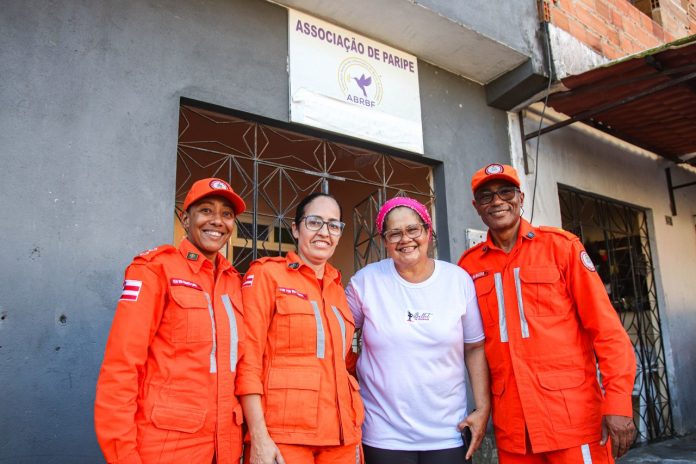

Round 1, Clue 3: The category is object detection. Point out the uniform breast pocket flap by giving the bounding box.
[520,267,561,284]
[274,294,319,355]
[519,266,564,317]
[169,286,213,343]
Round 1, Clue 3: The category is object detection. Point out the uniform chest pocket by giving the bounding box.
[472,273,498,328]
[169,287,214,343]
[518,267,566,317]
[274,294,322,357]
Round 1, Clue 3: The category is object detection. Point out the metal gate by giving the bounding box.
[558,187,674,443]
[175,104,435,275]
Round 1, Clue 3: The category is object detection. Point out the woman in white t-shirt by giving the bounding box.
[345,197,490,464]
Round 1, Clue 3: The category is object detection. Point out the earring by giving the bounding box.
[520,207,525,216]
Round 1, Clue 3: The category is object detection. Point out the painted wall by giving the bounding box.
[0,0,512,461]
[512,111,696,435]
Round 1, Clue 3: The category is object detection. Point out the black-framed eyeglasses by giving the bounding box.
[299,215,345,236]
[383,223,427,243]
[474,187,520,205]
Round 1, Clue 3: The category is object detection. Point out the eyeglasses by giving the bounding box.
[383,223,427,243]
[299,215,345,236]
[474,187,520,205]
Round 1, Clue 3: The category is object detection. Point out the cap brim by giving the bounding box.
[188,191,246,215]
[473,174,520,193]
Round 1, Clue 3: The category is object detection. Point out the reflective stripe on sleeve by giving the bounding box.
[494,273,509,343]
[221,294,239,372]
[204,292,217,373]
[513,267,530,339]
[331,305,347,359]
[310,300,326,359]
[581,444,592,463]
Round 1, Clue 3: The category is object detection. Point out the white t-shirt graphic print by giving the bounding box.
[346,258,484,450]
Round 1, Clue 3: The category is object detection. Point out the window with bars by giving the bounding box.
[558,186,674,443]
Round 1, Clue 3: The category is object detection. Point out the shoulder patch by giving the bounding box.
[119,280,143,301]
[537,226,579,241]
[133,244,176,262]
[580,251,596,272]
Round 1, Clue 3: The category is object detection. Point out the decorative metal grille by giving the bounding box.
[559,187,674,444]
[175,105,435,275]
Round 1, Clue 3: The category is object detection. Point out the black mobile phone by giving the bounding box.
[461,426,473,464]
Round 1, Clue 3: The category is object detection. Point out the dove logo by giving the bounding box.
[338,57,383,108]
[353,74,372,98]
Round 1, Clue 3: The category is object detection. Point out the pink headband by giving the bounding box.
[376,197,433,234]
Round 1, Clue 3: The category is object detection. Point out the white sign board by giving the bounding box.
[288,9,424,153]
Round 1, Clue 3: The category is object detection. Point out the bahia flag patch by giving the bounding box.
[120,280,143,301]
[242,274,254,288]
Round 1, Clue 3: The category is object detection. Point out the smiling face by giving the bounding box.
[182,195,236,262]
[292,195,342,268]
[382,207,430,270]
[473,179,524,235]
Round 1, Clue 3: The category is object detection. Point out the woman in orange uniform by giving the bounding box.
[236,192,364,464]
[94,178,246,464]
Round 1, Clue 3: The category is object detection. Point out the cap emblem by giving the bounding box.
[485,164,504,175]
[209,179,230,191]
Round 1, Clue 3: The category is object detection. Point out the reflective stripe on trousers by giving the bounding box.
[310,300,326,359]
[581,444,593,464]
[221,294,239,372]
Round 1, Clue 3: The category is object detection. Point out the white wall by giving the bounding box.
[509,110,696,435]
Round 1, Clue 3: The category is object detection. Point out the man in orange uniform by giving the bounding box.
[236,193,363,464]
[95,178,246,464]
[458,164,636,463]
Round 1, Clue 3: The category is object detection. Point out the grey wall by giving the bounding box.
[418,62,511,261]
[0,0,288,462]
[420,0,543,63]
[0,0,509,461]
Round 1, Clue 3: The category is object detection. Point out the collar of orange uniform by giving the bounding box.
[286,250,341,284]
[178,238,234,274]
[480,218,535,254]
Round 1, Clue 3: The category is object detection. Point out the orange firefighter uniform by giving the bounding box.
[95,238,245,464]
[236,252,363,457]
[458,219,635,456]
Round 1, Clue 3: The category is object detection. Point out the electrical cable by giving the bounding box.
[529,20,556,224]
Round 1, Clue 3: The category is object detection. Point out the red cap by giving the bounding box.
[471,164,520,193]
[183,178,246,214]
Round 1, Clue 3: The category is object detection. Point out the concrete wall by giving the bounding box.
[420,0,543,62]
[511,111,696,435]
[0,0,511,461]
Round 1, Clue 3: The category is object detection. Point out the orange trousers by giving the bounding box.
[498,440,614,464]
[244,442,363,464]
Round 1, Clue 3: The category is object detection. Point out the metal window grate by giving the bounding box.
[175,104,435,275]
[559,187,674,444]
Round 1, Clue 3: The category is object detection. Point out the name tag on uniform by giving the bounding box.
[170,278,203,291]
